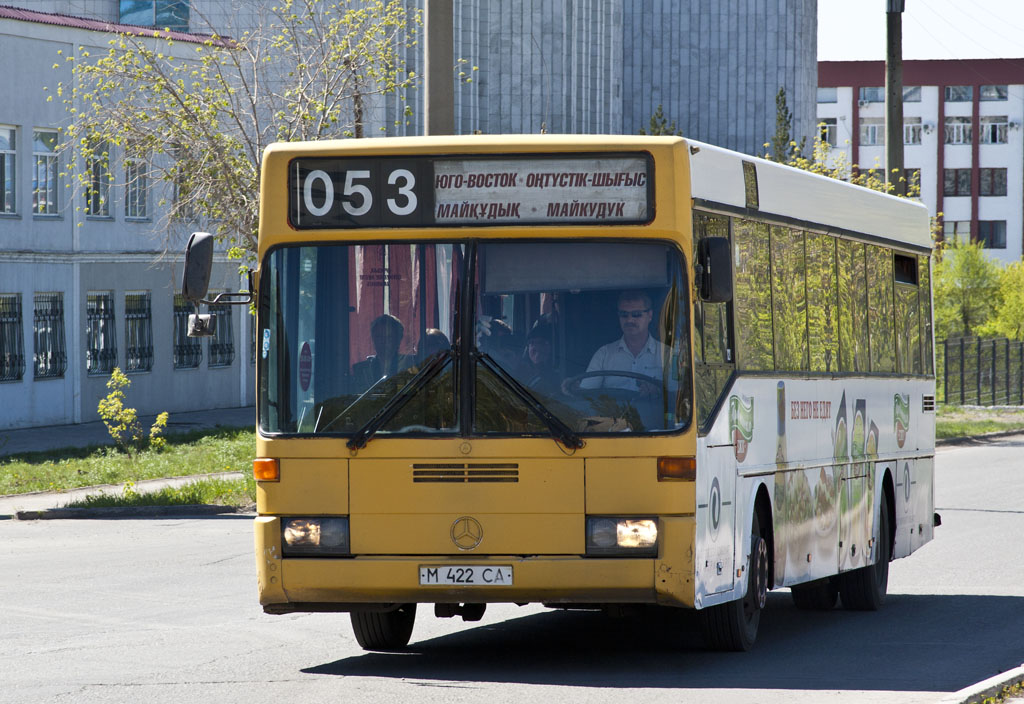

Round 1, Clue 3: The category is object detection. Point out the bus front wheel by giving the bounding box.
[350,604,417,651]
[699,512,769,651]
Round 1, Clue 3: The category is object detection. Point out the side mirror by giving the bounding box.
[181,232,214,302]
[698,237,732,303]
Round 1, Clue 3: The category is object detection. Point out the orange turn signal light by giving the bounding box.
[253,458,280,482]
[657,456,696,481]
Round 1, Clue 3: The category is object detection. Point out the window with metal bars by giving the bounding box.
[33,292,66,378]
[173,293,202,369]
[86,292,117,375]
[209,300,234,367]
[124,292,153,372]
[0,293,25,382]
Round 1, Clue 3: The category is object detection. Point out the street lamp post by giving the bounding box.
[886,0,906,196]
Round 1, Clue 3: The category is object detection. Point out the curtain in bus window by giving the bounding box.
[838,240,869,372]
[770,226,808,371]
[733,219,774,370]
[693,212,734,427]
[919,255,934,375]
[867,245,896,373]
[806,232,839,372]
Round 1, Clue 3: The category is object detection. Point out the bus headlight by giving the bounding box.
[586,517,658,556]
[281,517,350,556]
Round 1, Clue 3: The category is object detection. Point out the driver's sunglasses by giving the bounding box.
[617,309,650,319]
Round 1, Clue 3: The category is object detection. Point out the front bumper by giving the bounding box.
[255,515,696,610]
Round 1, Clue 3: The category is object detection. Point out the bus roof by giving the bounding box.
[685,139,932,251]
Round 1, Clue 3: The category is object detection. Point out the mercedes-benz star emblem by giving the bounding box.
[450,516,483,551]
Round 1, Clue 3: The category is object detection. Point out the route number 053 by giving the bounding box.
[291,159,429,228]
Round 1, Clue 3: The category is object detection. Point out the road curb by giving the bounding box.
[936,429,1024,446]
[937,663,1024,704]
[14,504,253,520]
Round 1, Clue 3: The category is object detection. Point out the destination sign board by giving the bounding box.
[289,154,652,229]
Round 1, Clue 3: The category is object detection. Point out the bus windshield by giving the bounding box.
[258,239,692,439]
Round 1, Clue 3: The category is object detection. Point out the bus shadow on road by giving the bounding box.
[304,592,1024,692]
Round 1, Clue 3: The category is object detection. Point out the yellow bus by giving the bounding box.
[183,134,937,652]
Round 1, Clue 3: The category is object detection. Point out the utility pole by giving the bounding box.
[424,0,454,135]
[886,0,906,196]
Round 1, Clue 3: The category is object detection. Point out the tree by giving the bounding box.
[979,260,1024,340]
[766,86,805,163]
[57,0,419,260]
[638,104,682,136]
[932,239,1001,340]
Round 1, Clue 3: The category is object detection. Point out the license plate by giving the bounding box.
[419,565,513,586]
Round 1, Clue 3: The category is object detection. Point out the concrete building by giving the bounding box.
[0,0,818,430]
[819,59,1024,264]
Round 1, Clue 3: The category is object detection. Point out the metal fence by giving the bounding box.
[940,337,1024,406]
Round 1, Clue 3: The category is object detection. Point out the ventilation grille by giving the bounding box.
[412,463,519,483]
[922,395,936,412]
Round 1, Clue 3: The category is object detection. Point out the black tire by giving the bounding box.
[838,492,891,611]
[350,604,417,651]
[699,511,769,651]
[791,578,838,610]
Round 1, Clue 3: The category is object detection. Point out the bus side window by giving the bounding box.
[694,212,735,427]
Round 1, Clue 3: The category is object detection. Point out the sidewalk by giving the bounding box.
[0,406,254,458]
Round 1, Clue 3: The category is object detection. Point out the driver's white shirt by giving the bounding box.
[581,335,668,390]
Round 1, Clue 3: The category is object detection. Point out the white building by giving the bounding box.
[818,59,1024,264]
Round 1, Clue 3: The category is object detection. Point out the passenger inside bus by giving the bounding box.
[352,313,414,389]
[515,320,560,395]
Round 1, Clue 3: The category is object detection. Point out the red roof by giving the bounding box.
[0,4,228,45]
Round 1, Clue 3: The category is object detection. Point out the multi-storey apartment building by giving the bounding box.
[819,59,1024,264]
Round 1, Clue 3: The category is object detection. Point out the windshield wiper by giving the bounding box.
[342,350,453,450]
[475,351,583,450]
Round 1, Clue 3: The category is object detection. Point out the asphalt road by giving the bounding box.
[1,437,1023,704]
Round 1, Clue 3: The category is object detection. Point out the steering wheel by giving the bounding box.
[561,370,662,400]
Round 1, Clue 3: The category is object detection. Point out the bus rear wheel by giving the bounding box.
[699,512,769,651]
[838,492,891,611]
[350,604,417,651]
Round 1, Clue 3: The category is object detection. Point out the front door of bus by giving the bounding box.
[697,442,736,598]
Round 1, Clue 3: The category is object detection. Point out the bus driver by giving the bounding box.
[580,290,668,396]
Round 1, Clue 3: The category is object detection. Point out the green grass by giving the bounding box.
[63,474,257,509]
[0,427,254,496]
[935,405,1024,439]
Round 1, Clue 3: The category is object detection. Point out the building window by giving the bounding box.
[124,153,148,219]
[980,168,1008,197]
[0,293,25,382]
[119,1,190,32]
[0,126,15,214]
[943,220,970,244]
[817,87,837,103]
[903,86,921,102]
[33,292,66,379]
[860,118,884,146]
[209,300,234,367]
[859,86,884,103]
[981,85,1008,101]
[980,116,1009,144]
[820,118,838,146]
[173,293,202,368]
[904,116,922,145]
[86,292,117,375]
[945,117,972,145]
[124,291,153,372]
[945,85,972,102]
[904,168,921,191]
[32,129,59,215]
[978,221,1007,249]
[943,168,972,197]
[85,140,110,217]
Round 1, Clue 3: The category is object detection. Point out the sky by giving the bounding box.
[818,0,1024,61]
